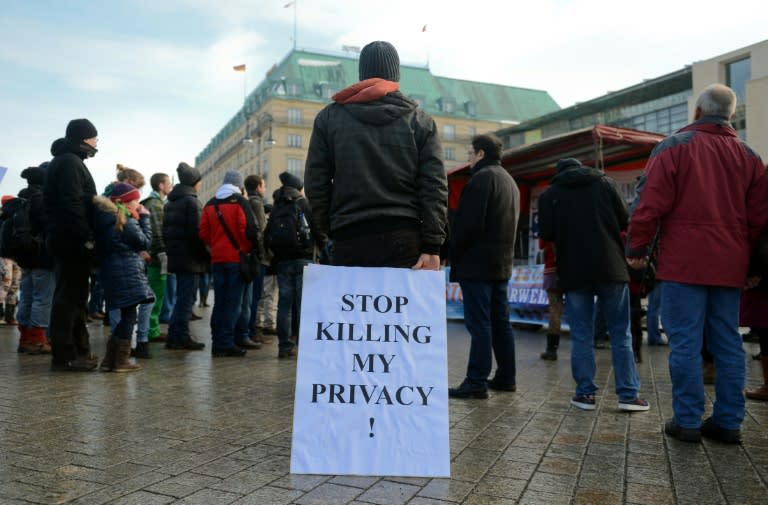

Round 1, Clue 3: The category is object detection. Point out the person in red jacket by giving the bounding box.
[627,84,768,444]
[539,239,562,360]
[199,170,261,357]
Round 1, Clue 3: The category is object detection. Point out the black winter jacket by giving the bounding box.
[18,183,53,269]
[43,138,97,261]
[450,160,520,282]
[163,184,210,274]
[305,90,447,254]
[538,160,630,291]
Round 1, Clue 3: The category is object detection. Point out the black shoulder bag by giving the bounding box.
[213,201,260,283]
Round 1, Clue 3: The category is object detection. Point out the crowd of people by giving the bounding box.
[1,41,767,446]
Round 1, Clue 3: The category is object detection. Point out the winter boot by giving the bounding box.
[25,327,51,354]
[746,356,768,401]
[5,303,17,325]
[540,333,559,360]
[131,341,152,359]
[114,339,141,373]
[100,338,118,372]
[17,325,31,352]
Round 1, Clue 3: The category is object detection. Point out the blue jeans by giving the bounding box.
[113,305,138,341]
[168,273,198,344]
[459,281,516,385]
[210,263,247,350]
[160,273,177,322]
[565,283,641,401]
[198,272,210,303]
[17,268,55,328]
[277,259,310,352]
[662,282,743,430]
[248,265,266,338]
[646,284,663,344]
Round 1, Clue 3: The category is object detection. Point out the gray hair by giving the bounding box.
[695,84,737,118]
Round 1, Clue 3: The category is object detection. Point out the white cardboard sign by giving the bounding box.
[290,264,450,477]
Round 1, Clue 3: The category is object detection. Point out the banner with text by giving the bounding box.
[291,264,450,477]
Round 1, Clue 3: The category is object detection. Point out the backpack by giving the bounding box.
[265,197,312,257]
[0,197,39,265]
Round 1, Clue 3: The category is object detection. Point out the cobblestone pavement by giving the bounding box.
[0,312,766,505]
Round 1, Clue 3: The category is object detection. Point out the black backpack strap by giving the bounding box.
[213,201,241,252]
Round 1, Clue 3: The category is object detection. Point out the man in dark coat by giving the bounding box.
[539,158,648,412]
[244,174,269,344]
[162,162,208,350]
[44,118,100,371]
[305,40,447,270]
[448,134,519,398]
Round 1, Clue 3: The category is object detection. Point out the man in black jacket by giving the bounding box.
[538,158,649,412]
[305,40,447,270]
[44,119,100,371]
[163,162,208,350]
[448,134,519,398]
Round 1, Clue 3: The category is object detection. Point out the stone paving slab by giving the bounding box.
[0,315,766,504]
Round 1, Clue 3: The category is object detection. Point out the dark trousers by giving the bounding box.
[168,272,198,344]
[460,280,517,385]
[332,228,420,268]
[248,265,265,338]
[50,258,92,362]
[114,305,138,340]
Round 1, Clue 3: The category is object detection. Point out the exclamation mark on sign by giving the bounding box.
[369,417,375,438]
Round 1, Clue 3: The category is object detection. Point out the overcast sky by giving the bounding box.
[1,0,766,197]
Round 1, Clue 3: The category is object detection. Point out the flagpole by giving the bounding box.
[285,1,297,50]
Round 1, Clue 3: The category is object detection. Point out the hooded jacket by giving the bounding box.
[450,159,519,282]
[17,179,53,269]
[163,183,210,273]
[43,137,97,261]
[538,158,630,291]
[628,117,768,287]
[92,196,154,310]
[305,79,448,255]
[199,185,260,264]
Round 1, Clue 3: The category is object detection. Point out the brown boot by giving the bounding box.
[113,339,141,373]
[100,338,118,372]
[25,327,52,354]
[746,356,768,401]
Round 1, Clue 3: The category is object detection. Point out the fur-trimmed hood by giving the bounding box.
[93,195,119,215]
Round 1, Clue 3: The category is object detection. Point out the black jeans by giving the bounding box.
[50,258,92,362]
[332,228,420,268]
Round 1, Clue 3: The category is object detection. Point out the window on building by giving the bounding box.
[464,101,477,116]
[726,57,751,104]
[442,99,456,113]
[287,158,303,177]
[287,134,302,148]
[468,127,477,138]
[444,147,455,161]
[443,124,456,141]
[288,108,302,125]
[287,82,302,96]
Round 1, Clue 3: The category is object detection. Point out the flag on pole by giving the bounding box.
[422,24,427,32]
[284,1,294,7]
[233,64,246,72]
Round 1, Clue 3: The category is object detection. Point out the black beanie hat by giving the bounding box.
[279,171,303,190]
[359,41,400,82]
[65,118,98,142]
[177,162,201,186]
[21,166,46,185]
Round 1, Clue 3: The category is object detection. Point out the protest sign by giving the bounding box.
[291,264,450,477]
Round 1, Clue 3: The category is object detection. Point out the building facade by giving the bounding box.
[195,49,560,202]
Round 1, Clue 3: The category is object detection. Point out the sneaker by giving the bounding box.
[618,397,650,412]
[570,395,596,410]
[700,417,742,444]
[448,380,489,399]
[664,419,702,442]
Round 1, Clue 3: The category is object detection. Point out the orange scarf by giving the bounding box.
[332,78,399,104]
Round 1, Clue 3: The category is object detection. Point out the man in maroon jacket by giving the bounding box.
[628,84,768,444]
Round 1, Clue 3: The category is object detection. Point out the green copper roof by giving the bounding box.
[196,49,559,164]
